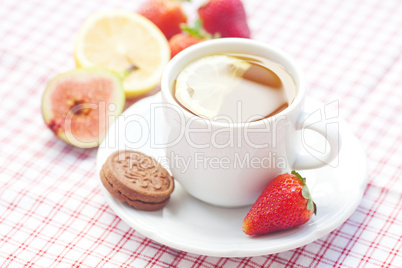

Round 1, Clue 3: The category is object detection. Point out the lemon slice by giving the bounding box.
[75,10,170,97]
[175,55,251,120]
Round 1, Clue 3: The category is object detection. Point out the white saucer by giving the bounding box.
[96,92,367,257]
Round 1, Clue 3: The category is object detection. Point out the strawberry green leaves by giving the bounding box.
[292,170,316,215]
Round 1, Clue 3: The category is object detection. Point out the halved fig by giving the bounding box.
[42,68,125,148]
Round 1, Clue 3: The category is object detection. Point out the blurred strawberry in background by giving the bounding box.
[169,20,211,58]
[138,0,188,39]
[198,0,250,38]
[138,0,251,57]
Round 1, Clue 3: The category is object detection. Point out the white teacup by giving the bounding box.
[161,38,340,207]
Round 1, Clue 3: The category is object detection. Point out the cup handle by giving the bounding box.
[292,112,341,170]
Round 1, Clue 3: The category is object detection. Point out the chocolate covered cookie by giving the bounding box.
[100,150,174,211]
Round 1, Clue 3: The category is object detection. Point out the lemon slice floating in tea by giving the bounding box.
[74,10,170,98]
[175,55,252,120]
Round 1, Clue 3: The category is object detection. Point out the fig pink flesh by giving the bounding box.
[49,77,115,141]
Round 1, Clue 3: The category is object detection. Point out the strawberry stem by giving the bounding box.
[292,170,317,215]
[292,170,306,185]
[180,20,211,39]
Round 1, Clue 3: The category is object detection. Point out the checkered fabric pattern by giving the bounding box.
[1,0,401,267]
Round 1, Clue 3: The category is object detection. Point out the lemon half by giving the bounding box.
[75,10,170,97]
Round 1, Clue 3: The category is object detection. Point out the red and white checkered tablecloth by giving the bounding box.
[1,0,401,267]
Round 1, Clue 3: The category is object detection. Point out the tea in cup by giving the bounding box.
[173,52,296,123]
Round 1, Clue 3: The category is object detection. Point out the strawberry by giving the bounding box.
[169,20,210,58]
[169,34,205,59]
[198,0,251,38]
[242,171,316,236]
[138,0,187,40]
